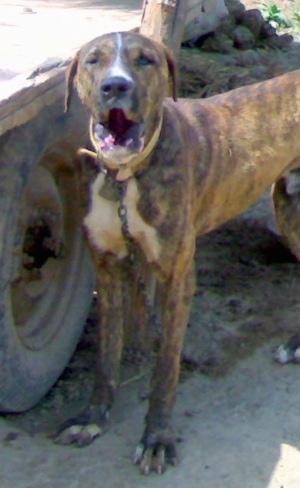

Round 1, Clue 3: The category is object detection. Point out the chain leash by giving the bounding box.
[116,179,161,334]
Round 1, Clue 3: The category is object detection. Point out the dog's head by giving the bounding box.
[65,31,177,167]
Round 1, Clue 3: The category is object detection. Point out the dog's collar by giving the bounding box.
[98,115,163,181]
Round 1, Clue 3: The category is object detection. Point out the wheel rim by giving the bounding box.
[10,144,85,351]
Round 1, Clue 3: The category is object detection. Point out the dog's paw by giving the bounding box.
[133,432,178,475]
[54,423,103,447]
[274,333,300,364]
[53,406,109,447]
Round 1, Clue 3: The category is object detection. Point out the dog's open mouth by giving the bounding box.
[93,109,144,153]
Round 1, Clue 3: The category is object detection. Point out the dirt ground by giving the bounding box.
[2,1,300,487]
[0,0,142,81]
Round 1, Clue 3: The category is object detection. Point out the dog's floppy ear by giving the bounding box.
[64,52,80,113]
[165,48,177,102]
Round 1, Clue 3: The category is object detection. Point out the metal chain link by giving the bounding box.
[117,180,161,334]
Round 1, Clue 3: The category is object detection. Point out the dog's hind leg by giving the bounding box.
[54,254,125,447]
[272,173,300,364]
[272,172,300,261]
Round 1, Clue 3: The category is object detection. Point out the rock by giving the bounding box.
[22,7,36,15]
[240,9,265,39]
[201,32,234,53]
[264,33,293,49]
[225,0,246,21]
[232,25,255,50]
[217,13,237,37]
[183,0,228,43]
[260,20,277,39]
[278,33,294,48]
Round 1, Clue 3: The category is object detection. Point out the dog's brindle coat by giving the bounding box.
[59,31,300,473]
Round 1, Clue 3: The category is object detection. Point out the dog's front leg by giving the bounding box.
[134,260,195,474]
[55,254,125,447]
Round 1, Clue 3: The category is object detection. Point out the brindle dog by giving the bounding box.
[57,31,300,474]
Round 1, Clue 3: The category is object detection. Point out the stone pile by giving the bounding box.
[184,0,293,52]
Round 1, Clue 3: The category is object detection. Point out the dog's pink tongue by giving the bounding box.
[94,123,115,150]
[101,134,115,150]
[109,109,135,145]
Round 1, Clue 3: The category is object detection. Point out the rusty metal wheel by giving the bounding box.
[0,95,94,412]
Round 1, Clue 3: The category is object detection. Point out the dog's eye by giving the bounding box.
[86,55,99,65]
[136,55,156,67]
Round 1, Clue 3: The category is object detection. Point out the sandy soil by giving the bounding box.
[3,196,300,488]
[2,1,300,487]
[0,0,142,81]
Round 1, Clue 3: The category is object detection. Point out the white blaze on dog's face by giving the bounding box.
[73,32,175,167]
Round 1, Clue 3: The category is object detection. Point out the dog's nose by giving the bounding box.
[101,76,133,98]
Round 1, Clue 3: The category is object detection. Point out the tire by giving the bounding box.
[0,87,95,412]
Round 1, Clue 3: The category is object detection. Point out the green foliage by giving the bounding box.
[293,10,300,25]
[260,3,289,28]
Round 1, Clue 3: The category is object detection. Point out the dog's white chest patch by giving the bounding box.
[84,173,126,258]
[84,174,161,262]
[123,178,161,262]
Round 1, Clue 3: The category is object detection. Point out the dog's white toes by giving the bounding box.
[139,447,156,475]
[133,441,176,474]
[54,423,103,447]
[274,334,300,364]
[133,443,145,465]
[54,425,82,445]
[75,424,103,447]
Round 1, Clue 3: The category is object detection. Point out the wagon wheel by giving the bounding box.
[0,99,95,412]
